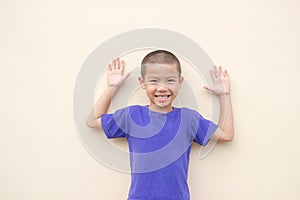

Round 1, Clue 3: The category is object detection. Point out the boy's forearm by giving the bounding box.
[86,86,118,127]
[94,86,118,117]
[217,94,234,141]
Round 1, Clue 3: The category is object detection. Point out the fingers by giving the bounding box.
[203,86,210,91]
[108,58,125,71]
[211,65,229,79]
[214,65,219,78]
[113,58,118,70]
[203,86,215,94]
[120,60,125,73]
[209,69,215,82]
[116,58,121,69]
[209,65,220,81]
[224,69,229,78]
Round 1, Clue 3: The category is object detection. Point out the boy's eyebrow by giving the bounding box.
[146,75,178,79]
[166,75,177,79]
[147,76,159,79]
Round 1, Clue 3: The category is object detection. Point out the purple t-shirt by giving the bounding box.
[101,105,218,200]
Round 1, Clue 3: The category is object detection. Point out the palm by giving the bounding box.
[107,58,130,87]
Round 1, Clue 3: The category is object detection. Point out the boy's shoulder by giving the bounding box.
[179,106,202,115]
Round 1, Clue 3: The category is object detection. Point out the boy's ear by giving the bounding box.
[178,76,184,88]
[138,77,146,89]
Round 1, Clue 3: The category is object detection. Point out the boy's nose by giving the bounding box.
[157,83,168,91]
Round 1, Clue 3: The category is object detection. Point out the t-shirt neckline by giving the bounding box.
[144,105,178,115]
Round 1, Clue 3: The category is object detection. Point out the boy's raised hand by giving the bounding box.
[107,58,131,87]
[204,65,230,96]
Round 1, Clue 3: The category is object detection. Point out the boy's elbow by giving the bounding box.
[219,136,234,143]
[223,135,234,142]
[86,119,97,128]
[219,130,234,142]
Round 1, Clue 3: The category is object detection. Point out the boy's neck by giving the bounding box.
[148,105,174,113]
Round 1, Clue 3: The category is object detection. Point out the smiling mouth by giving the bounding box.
[154,95,171,98]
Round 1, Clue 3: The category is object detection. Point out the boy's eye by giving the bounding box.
[168,79,175,83]
[149,80,158,83]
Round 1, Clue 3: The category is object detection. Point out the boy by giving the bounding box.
[86,50,234,200]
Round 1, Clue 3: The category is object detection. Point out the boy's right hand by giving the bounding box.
[107,58,131,87]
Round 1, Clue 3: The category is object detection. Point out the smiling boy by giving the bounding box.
[86,50,234,200]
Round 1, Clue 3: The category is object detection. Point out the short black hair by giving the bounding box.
[141,50,181,77]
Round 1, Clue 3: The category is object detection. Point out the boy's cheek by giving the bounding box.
[169,85,181,92]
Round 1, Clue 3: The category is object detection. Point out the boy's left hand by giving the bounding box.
[204,65,230,96]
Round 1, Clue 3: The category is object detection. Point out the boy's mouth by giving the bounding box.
[154,95,171,98]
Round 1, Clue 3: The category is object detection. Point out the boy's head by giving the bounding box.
[141,50,182,78]
[139,50,184,113]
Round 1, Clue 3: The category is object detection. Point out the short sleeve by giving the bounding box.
[101,107,130,139]
[192,111,218,146]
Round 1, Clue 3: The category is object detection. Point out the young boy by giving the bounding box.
[86,50,234,200]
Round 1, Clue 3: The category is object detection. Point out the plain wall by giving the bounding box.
[1,0,299,199]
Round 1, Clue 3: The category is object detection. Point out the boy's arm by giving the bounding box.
[204,65,234,142]
[86,58,130,130]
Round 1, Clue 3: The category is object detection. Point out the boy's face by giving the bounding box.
[139,63,184,113]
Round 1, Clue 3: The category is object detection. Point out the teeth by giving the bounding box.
[155,95,170,98]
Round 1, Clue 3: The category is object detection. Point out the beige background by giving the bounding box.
[1,0,300,199]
